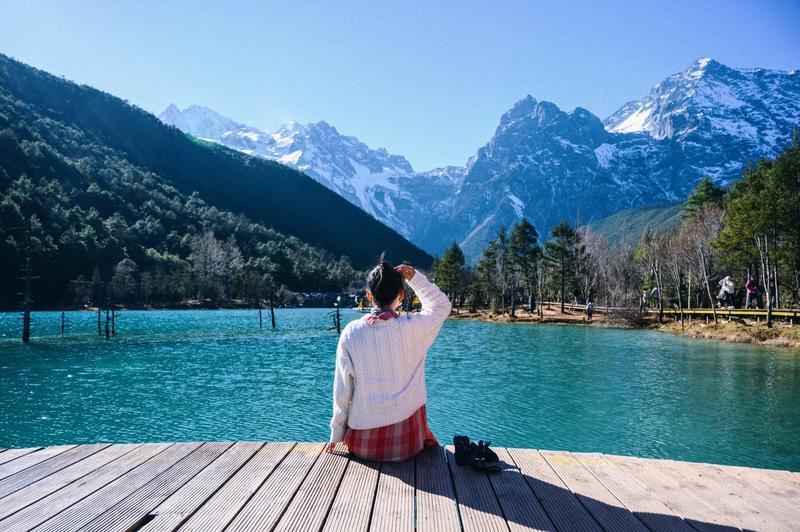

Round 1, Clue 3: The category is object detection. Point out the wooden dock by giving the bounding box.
[0,442,797,531]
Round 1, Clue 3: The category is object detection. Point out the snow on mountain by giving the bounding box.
[158,106,454,239]
[160,58,799,260]
[603,58,800,183]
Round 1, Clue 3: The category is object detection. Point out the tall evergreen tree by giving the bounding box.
[509,219,540,313]
[476,239,499,312]
[434,241,466,305]
[717,139,800,308]
[682,176,725,221]
[494,229,510,314]
[543,221,582,313]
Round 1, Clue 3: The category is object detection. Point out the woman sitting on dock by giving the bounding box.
[327,255,452,462]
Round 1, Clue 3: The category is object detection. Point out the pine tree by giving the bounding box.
[476,240,499,312]
[543,221,581,313]
[508,219,540,313]
[434,242,466,306]
[682,176,725,221]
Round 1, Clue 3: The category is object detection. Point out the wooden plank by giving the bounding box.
[540,450,648,531]
[0,446,76,481]
[684,460,800,512]
[138,441,263,532]
[80,442,232,532]
[655,458,796,531]
[415,445,460,532]
[273,443,350,532]
[0,443,173,532]
[30,443,200,532]
[0,444,110,499]
[445,445,508,532]
[369,453,415,532]
[226,442,324,532]
[321,455,381,532]
[572,453,693,532]
[0,448,42,466]
[606,455,745,531]
[488,447,554,532]
[507,448,601,532]
[719,463,800,504]
[178,442,294,532]
[0,444,140,521]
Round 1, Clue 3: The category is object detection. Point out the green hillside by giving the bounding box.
[0,54,431,308]
[586,203,683,246]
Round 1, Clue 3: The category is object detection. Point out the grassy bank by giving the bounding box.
[653,319,800,349]
[448,307,800,350]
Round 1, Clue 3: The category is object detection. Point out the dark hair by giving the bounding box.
[367,252,404,308]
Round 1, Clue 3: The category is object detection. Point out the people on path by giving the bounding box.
[328,255,451,462]
[586,299,594,322]
[718,275,735,308]
[650,286,660,307]
[641,289,648,311]
[745,277,757,309]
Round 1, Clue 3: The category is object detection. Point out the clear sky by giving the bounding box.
[2,0,799,170]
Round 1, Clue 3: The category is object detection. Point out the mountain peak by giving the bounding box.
[693,57,715,69]
[683,57,728,81]
[498,97,567,134]
[500,95,538,124]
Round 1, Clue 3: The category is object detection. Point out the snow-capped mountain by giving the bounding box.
[421,58,800,258]
[160,58,799,261]
[159,105,453,238]
[604,57,800,183]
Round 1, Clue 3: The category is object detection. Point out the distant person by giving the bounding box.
[586,299,594,321]
[650,286,660,307]
[717,286,726,309]
[641,289,648,311]
[745,277,757,309]
[328,255,451,462]
[755,282,765,309]
[718,275,735,309]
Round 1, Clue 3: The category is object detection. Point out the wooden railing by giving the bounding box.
[543,301,799,322]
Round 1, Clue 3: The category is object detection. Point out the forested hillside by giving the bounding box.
[0,53,431,308]
[586,203,683,246]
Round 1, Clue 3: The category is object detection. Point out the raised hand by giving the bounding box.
[395,264,416,281]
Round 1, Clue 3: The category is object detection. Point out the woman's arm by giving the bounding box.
[405,269,452,325]
[329,339,355,444]
[397,265,452,353]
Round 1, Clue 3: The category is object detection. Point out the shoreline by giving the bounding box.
[448,307,800,350]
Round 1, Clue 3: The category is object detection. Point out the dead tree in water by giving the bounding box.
[104,284,112,339]
[60,300,68,337]
[269,298,276,329]
[334,296,342,334]
[92,268,102,336]
[20,228,35,343]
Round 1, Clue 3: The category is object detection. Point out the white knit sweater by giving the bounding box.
[329,271,452,442]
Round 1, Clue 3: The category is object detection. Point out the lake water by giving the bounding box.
[1,309,798,471]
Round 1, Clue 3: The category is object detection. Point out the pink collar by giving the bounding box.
[365,308,400,325]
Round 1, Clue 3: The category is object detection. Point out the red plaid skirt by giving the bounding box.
[344,404,438,462]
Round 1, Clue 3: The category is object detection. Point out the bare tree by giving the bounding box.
[685,205,725,323]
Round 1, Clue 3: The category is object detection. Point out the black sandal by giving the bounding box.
[469,440,501,473]
[453,435,471,466]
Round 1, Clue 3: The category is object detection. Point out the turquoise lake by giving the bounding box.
[1,309,798,471]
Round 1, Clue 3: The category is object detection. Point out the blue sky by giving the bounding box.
[1,0,799,170]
